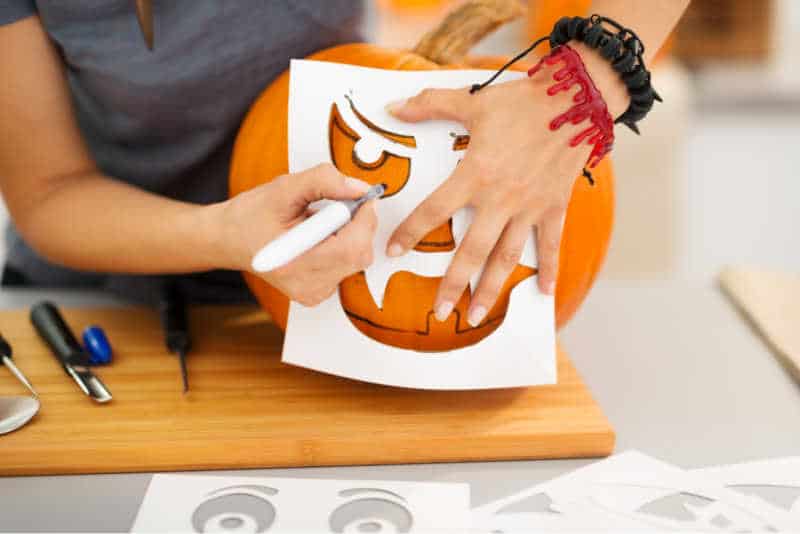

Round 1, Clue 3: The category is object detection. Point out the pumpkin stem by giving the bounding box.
[411,0,526,65]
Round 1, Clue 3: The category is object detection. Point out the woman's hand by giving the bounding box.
[385,43,628,327]
[214,164,377,306]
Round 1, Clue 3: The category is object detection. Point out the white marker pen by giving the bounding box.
[251,183,385,273]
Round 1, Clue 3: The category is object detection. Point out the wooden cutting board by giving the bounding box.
[719,267,800,384]
[0,305,614,476]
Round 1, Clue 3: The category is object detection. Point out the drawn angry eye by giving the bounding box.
[328,95,414,198]
[328,95,459,254]
[191,485,278,533]
[328,488,414,533]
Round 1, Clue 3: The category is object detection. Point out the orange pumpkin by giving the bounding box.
[229,0,614,350]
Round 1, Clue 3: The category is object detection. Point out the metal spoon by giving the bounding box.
[0,396,39,435]
[1,332,40,434]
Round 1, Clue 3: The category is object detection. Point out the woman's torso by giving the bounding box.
[3,0,363,303]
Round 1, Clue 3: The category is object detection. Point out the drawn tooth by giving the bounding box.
[451,209,481,293]
[364,264,392,309]
[451,208,470,246]
[470,269,482,296]
[519,228,537,268]
[363,251,457,309]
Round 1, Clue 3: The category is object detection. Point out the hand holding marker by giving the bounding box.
[251,183,385,273]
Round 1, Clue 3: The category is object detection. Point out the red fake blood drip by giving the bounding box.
[529,44,614,168]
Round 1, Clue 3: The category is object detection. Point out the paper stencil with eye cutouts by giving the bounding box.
[283,59,555,390]
[131,474,469,533]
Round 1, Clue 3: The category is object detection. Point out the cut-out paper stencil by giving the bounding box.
[284,60,555,390]
[131,474,468,533]
[470,495,669,532]
[693,457,800,519]
[472,450,798,532]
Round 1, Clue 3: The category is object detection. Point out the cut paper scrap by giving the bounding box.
[131,474,469,533]
[471,495,669,532]
[693,457,800,517]
[719,267,800,384]
[472,450,797,532]
[283,59,555,390]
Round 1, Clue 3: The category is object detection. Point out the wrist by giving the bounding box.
[569,41,630,118]
[186,202,239,272]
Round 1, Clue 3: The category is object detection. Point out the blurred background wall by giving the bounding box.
[366,0,800,284]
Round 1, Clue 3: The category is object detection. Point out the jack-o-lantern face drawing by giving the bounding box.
[228,38,614,358]
[328,95,536,352]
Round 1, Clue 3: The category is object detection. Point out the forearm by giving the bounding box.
[589,0,690,64]
[570,0,691,117]
[10,171,226,274]
[0,17,228,275]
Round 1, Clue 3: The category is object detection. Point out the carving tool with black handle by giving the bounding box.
[30,301,112,403]
[159,282,191,393]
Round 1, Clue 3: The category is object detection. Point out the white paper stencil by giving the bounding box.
[471,495,668,532]
[283,59,556,390]
[473,450,798,532]
[694,457,800,518]
[131,474,469,533]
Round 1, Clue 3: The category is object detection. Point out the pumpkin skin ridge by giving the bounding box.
[229,44,614,349]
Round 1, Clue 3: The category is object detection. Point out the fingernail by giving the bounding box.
[385,99,407,115]
[546,281,556,295]
[467,305,487,327]
[345,177,371,193]
[387,243,405,257]
[435,301,454,322]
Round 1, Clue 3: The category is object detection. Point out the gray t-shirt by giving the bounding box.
[0,1,363,303]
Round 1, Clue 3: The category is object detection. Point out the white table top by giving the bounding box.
[1,281,798,531]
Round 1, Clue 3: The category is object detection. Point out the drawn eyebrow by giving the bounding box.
[338,488,407,502]
[345,94,417,148]
[206,485,279,498]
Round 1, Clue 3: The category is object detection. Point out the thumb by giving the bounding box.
[386,87,472,124]
[294,164,371,207]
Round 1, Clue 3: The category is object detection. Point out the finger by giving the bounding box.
[433,210,509,324]
[311,199,378,278]
[262,260,338,307]
[337,199,379,255]
[386,164,474,257]
[535,210,565,295]
[272,200,378,302]
[292,284,338,308]
[467,218,531,326]
[291,163,371,208]
[271,200,378,287]
[386,87,473,124]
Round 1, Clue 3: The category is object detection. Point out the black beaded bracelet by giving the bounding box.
[471,14,662,135]
[549,14,662,134]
